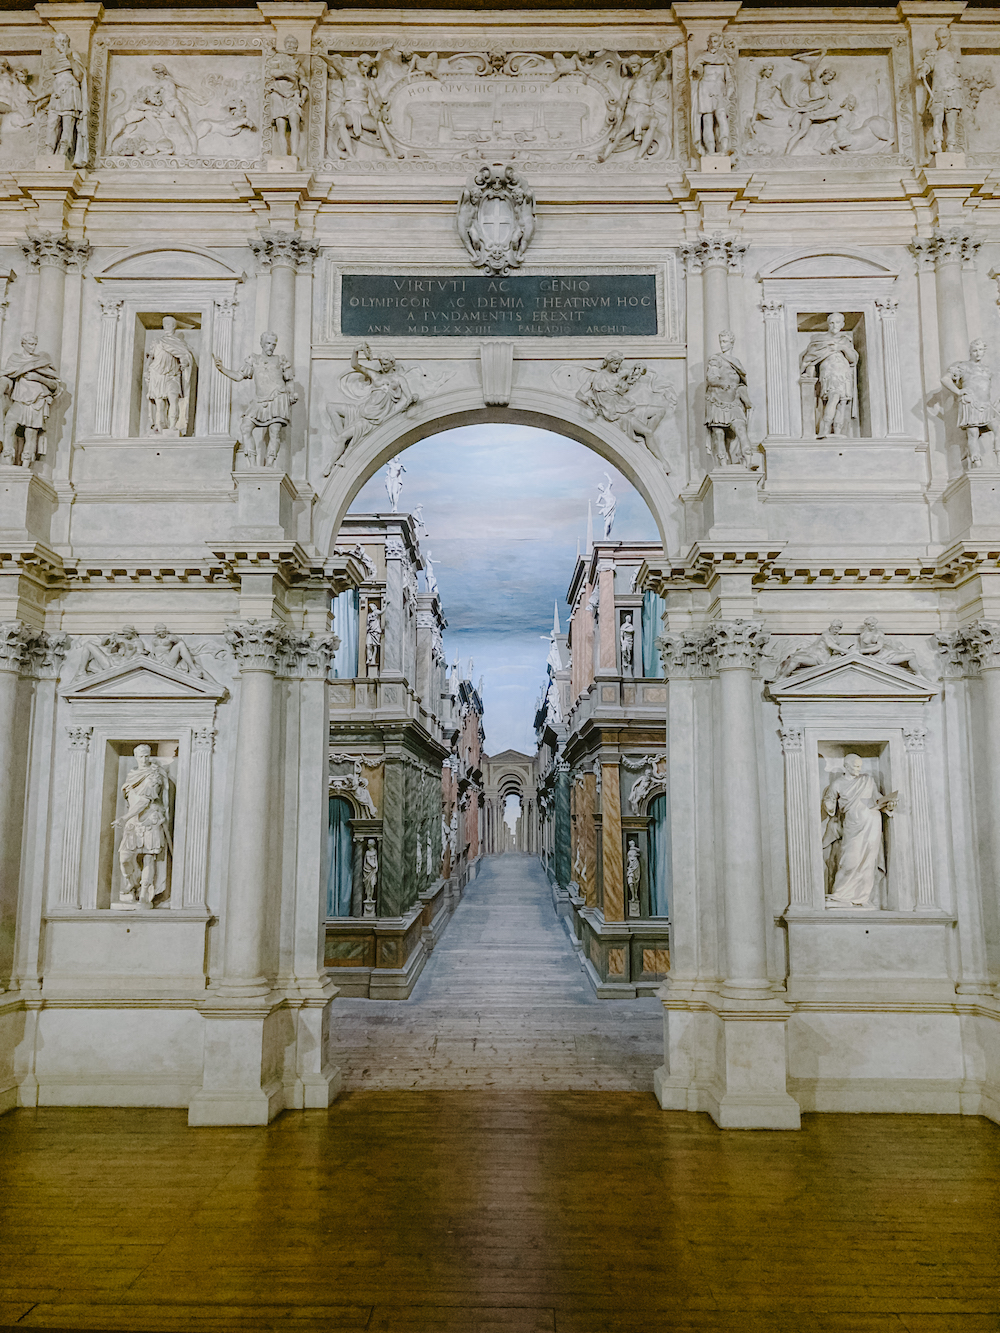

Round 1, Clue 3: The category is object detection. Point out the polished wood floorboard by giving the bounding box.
[0,1094,998,1333]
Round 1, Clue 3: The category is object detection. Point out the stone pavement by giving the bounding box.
[329,854,664,1091]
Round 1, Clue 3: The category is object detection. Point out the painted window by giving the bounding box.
[331,589,359,678]
[326,796,355,917]
[647,792,671,918]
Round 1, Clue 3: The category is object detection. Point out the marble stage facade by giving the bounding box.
[0,1,999,1129]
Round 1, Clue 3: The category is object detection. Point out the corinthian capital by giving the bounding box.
[909,227,980,271]
[248,228,321,272]
[20,231,90,272]
[960,619,1000,672]
[657,630,711,678]
[225,619,292,672]
[0,620,40,673]
[679,231,747,274]
[283,631,340,679]
[705,619,770,673]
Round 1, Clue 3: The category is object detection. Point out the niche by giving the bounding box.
[816,739,900,909]
[99,738,178,910]
[128,313,202,438]
[796,311,871,438]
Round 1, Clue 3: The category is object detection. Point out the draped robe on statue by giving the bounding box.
[821,769,886,909]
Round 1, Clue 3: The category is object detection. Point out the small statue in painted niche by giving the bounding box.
[799,313,859,438]
[690,31,734,156]
[362,838,378,916]
[0,333,59,467]
[214,331,296,468]
[705,330,757,468]
[821,753,897,910]
[365,602,384,670]
[626,839,641,917]
[114,745,172,909]
[620,613,635,675]
[596,473,616,538]
[144,317,195,436]
[941,339,999,471]
[266,36,308,160]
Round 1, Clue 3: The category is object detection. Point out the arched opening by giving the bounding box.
[503,793,522,850]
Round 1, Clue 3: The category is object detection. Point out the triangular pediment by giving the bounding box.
[61,659,227,702]
[769,653,936,702]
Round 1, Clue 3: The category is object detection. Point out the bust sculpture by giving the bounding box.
[800,313,859,438]
[214,331,296,468]
[942,339,997,470]
[144,317,194,436]
[113,745,171,909]
[821,753,896,910]
[1,333,59,467]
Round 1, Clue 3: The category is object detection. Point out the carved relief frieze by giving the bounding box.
[314,41,677,171]
[915,26,998,163]
[550,355,677,471]
[733,33,913,168]
[92,41,264,168]
[0,50,45,167]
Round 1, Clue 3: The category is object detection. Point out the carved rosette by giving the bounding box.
[20,232,91,272]
[657,630,711,678]
[679,231,747,273]
[225,619,292,673]
[705,620,771,673]
[248,229,321,272]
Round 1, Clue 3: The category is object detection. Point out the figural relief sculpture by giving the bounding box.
[0,59,39,159]
[800,313,859,438]
[319,46,672,168]
[777,621,846,677]
[776,618,920,678]
[942,339,999,470]
[266,36,308,161]
[70,623,211,682]
[743,49,895,158]
[214,332,295,468]
[821,753,897,910]
[144,318,194,437]
[456,164,535,275]
[113,745,172,909]
[556,354,676,470]
[705,330,757,468]
[324,344,452,473]
[691,31,735,157]
[38,33,88,167]
[1,333,59,467]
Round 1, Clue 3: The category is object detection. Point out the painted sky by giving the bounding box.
[347,425,659,756]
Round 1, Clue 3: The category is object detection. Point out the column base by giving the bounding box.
[655,981,801,1130]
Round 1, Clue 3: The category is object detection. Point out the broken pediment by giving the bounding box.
[769,653,936,704]
[61,659,228,703]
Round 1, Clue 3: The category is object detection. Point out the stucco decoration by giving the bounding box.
[38,33,88,167]
[821,753,897,910]
[690,31,735,157]
[266,36,308,161]
[319,45,674,169]
[552,354,676,469]
[705,330,757,469]
[113,745,173,910]
[457,164,535,275]
[214,332,295,468]
[66,624,218,684]
[0,55,42,164]
[916,26,994,156]
[323,344,453,473]
[1,333,59,467]
[941,339,999,470]
[144,317,195,437]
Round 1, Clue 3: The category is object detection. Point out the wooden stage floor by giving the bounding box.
[0,1093,997,1333]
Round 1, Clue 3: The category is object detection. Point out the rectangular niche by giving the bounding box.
[128,313,202,438]
[99,739,178,910]
[796,311,870,438]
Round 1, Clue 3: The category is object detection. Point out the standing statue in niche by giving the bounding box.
[37,32,87,166]
[705,330,756,468]
[362,839,378,916]
[0,333,59,468]
[941,339,998,470]
[800,313,859,438]
[918,27,966,156]
[620,613,635,675]
[114,745,172,909]
[690,31,734,156]
[214,331,295,468]
[626,839,641,917]
[365,601,384,670]
[144,317,194,436]
[821,753,897,910]
[266,35,308,160]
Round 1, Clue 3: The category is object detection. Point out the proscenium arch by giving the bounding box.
[314,384,680,558]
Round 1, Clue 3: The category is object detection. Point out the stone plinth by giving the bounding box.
[0,469,57,542]
[693,469,767,543]
[234,469,297,541]
[942,470,1000,542]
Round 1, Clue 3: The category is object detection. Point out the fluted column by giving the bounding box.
[779,726,811,909]
[58,726,92,908]
[216,620,290,998]
[681,231,747,370]
[209,298,236,436]
[93,299,122,436]
[911,228,979,372]
[248,229,320,366]
[963,621,1000,927]
[760,299,788,437]
[706,620,771,994]
[182,726,215,909]
[875,297,904,437]
[0,622,39,981]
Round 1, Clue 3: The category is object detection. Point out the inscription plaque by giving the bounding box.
[341,274,657,338]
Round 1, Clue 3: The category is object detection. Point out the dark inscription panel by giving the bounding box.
[341,274,657,338]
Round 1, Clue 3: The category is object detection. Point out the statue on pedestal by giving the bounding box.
[705,330,756,468]
[620,613,635,674]
[214,331,295,468]
[365,602,383,670]
[690,32,733,156]
[37,33,88,167]
[144,317,194,436]
[626,839,641,917]
[918,27,965,156]
[942,339,998,470]
[800,312,858,438]
[821,753,896,910]
[266,36,308,160]
[0,333,59,467]
[113,745,172,909]
[362,838,378,916]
